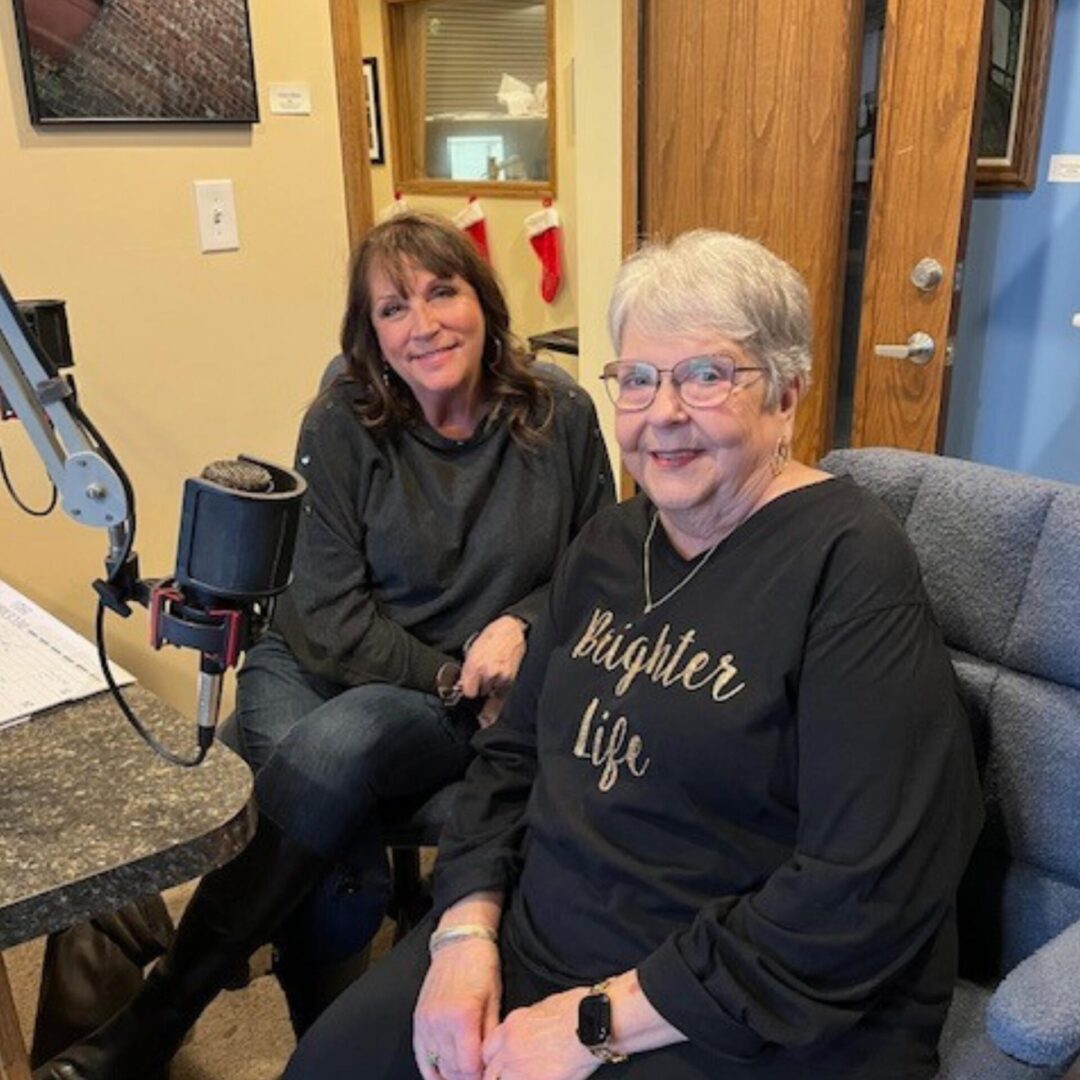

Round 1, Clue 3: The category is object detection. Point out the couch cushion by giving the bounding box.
[821,450,1080,690]
[822,450,1080,975]
[1006,493,1080,689]
[936,981,1065,1079]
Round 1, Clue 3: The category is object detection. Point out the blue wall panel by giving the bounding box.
[947,0,1080,483]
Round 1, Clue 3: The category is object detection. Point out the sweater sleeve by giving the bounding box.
[275,400,454,692]
[432,553,570,913]
[503,386,615,631]
[636,593,983,1058]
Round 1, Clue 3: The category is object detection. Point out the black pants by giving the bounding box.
[284,914,751,1080]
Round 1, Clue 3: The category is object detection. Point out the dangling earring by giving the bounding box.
[381,362,391,388]
[771,434,791,477]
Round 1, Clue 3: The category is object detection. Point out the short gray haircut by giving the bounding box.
[607,230,812,407]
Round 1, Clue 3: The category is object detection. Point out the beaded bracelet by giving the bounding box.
[428,923,499,957]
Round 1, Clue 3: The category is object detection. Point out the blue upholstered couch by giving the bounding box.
[822,449,1080,1079]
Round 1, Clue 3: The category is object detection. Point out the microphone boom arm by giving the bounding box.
[0,271,129,533]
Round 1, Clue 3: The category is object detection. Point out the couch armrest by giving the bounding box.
[988,918,1080,1067]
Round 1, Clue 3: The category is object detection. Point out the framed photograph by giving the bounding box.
[976,0,1056,192]
[12,0,259,124]
[363,56,385,165]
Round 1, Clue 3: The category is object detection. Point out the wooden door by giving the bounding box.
[637,0,990,459]
[850,0,990,450]
[640,0,864,465]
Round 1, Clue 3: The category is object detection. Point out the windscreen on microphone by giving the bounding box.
[174,455,306,607]
[200,458,273,493]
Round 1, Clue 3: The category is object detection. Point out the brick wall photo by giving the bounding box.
[22,0,258,121]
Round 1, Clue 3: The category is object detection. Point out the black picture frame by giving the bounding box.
[11,0,260,125]
[363,55,385,165]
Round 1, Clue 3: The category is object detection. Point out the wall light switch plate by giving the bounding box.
[1048,155,1080,183]
[269,83,312,115]
[194,179,239,253]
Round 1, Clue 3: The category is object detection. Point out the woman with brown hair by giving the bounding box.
[35,211,613,1080]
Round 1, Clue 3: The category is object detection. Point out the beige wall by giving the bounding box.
[0,2,351,717]
[359,0,580,362]
[570,0,624,460]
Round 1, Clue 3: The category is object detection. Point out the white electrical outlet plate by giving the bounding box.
[194,179,239,253]
[269,83,312,115]
[1048,155,1080,183]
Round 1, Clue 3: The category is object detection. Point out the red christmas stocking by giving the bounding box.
[525,200,562,303]
[454,197,491,262]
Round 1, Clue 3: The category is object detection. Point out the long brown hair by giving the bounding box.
[338,211,554,446]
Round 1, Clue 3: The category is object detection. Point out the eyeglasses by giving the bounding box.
[600,356,766,411]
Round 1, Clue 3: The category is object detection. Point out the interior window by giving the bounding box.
[384,0,555,196]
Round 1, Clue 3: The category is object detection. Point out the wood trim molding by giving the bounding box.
[0,954,31,1080]
[619,0,641,500]
[329,0,374,251]
[622,0,640,258]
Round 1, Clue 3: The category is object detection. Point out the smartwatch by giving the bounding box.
[576,979,628,1064]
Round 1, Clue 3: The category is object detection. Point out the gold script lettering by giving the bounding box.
[570,608,746,703]
[573,697,651,792]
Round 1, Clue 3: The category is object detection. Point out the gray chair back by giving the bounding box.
[821,449,1080,983]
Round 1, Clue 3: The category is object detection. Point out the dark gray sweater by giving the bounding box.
[272,369,614,695]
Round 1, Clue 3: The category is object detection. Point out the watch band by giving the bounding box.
[588,1044,629,1065]
[579,979,629,1065]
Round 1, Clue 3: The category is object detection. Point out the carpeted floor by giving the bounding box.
[5,877,405,1080]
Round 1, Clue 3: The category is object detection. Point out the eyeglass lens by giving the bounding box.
[602,356,737,409]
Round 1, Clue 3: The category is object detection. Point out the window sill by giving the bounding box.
[394,178,555,200]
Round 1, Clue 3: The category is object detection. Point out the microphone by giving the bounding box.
[150,456,305,748]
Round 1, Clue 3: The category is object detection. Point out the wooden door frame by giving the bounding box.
[619,0,640,498]
[329,0,375,251]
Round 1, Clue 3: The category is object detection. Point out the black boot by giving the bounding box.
[32,813,326,1080]
[274,945,371,1039]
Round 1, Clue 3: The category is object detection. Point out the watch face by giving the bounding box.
[577,991,612,1046]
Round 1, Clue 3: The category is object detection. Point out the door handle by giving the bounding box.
[873,331,935,365]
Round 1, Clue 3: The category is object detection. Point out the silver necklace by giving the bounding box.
[642,512,721,614]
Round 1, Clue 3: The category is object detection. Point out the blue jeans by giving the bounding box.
[232,633,476,962]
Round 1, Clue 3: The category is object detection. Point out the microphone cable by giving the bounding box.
[94,599,207,768]
[74,401,208,767]
[0,438,58,516]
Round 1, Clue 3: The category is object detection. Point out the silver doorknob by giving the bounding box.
[910,258,944,292]
[873,331,935,365]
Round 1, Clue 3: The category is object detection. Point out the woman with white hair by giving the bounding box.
[284,230,982,1079]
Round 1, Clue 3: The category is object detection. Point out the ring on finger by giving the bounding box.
[425,1049,440,1069]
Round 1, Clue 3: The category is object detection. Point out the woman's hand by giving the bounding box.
[480,989,599,1080]
[414,938,502,1080]
[460,616,528,701]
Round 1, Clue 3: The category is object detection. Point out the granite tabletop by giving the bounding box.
[0,685,255,949]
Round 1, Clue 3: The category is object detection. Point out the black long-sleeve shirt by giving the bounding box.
[272,368,613,693]
[433,479,983,1077]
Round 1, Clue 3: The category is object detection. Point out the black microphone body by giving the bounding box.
[151,456,306,741]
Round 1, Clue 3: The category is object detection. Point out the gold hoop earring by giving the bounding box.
[772,435,791,477]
